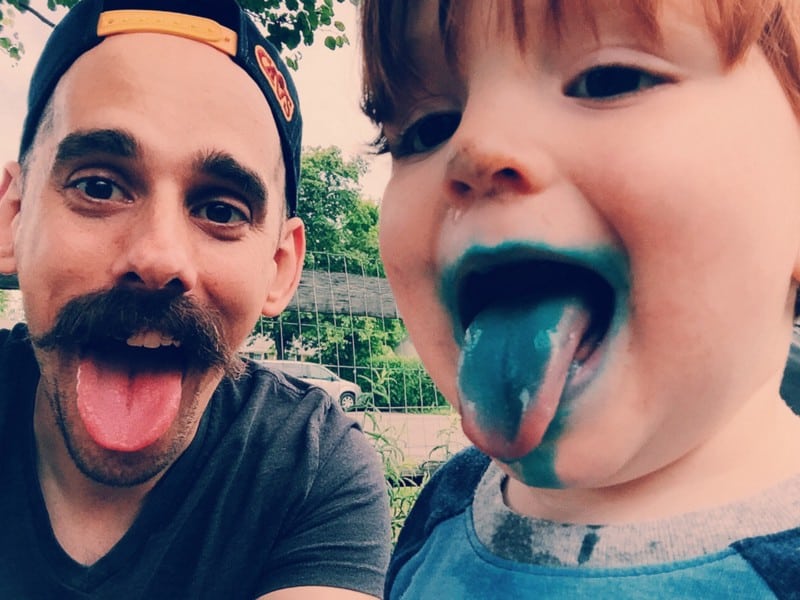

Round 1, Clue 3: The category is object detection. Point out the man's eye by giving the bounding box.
[195,201,249,224]
[70,177,125,201]
[393,112,461,157]
[565,65,669,100]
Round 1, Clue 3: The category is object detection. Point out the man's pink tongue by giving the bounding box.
[76,356,182,452]
[457,296,590,460]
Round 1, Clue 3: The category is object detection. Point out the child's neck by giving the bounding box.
[504,387,800,524]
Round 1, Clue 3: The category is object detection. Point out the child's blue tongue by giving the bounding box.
[457,296,590,460]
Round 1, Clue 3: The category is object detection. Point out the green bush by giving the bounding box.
[357,357,448,411]
[359,405,461,544]
[359,409,425,543]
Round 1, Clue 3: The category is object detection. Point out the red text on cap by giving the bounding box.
[255,45,295,122]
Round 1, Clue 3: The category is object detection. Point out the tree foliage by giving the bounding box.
[253,146,403,378]
[300,146,381,273]
[0,0,352,66]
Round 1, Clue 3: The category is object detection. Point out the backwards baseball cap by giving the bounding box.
[19,0,302,216]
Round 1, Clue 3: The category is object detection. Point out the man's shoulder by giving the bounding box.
[219,359,344,428]
[0,324,37,448]
[185,361,390,598]
[210,360,373,473]
[0,323,38,391]
[0,323,31,351]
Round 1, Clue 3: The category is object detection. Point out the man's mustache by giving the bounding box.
[30,287,242,376]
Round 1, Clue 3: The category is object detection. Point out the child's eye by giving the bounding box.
[565,65,670,100]
[391,112,461,157]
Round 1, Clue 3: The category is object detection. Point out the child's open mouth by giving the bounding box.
[440,244,625,461]
[76,333,188,453]
[456,259,615,360]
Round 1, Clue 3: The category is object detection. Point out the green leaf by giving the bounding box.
[320,4,332,19]
[296,10,309,28]
[324,35,336,50]
[334,20,345,31]
[285,28,301,50]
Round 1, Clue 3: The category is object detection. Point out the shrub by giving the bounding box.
[359,409,425,543]
[357,356,448,411]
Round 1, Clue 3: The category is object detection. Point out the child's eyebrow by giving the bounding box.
[54,128,139,166]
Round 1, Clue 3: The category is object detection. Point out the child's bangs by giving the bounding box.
[361,0,795,124]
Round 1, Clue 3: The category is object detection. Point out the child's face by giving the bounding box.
[378,0,800,489]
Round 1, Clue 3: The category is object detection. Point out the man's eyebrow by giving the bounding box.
[54,129,139,164]
[194,151,268,215]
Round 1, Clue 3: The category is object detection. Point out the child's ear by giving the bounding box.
[0,162,22,275]
[261,216,306,317]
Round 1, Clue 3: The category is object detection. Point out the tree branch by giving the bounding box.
[14,1,56,28]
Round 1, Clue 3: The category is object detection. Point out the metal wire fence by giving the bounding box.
[243,251,450,414]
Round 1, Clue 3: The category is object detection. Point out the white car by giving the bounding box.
[260,360,362,410]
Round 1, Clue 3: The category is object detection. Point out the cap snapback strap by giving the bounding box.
[97,9,238,56]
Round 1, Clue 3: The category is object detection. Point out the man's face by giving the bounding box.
[1,33,304,486]
[377,0,800,491]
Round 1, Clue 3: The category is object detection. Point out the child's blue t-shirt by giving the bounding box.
[388,448,800,599]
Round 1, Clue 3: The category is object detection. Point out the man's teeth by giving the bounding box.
[126,332,181,349]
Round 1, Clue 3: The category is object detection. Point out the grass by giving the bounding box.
[360,408,426,543]
[360,407,462,544]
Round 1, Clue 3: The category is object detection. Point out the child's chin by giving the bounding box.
[495,426,636,492]
[498,447,566,489]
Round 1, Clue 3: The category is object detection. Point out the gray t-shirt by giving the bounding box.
[0,324,391,598]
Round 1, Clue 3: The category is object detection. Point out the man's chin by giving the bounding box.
[69,446,178,488]
[63,420,196,487]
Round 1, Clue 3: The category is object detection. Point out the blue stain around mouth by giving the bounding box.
[439,242,630,343]
[438,241,631,487]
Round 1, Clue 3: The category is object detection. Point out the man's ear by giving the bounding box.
[262,216,306,317]
[0,162,22,275]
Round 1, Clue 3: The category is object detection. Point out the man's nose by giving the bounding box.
[110,195,198,293]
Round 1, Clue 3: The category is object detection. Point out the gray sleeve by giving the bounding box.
[257,400,391,598]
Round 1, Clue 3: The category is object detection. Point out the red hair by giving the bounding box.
[360,0,800,124]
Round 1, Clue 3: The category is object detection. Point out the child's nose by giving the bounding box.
[444,113,557,206]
